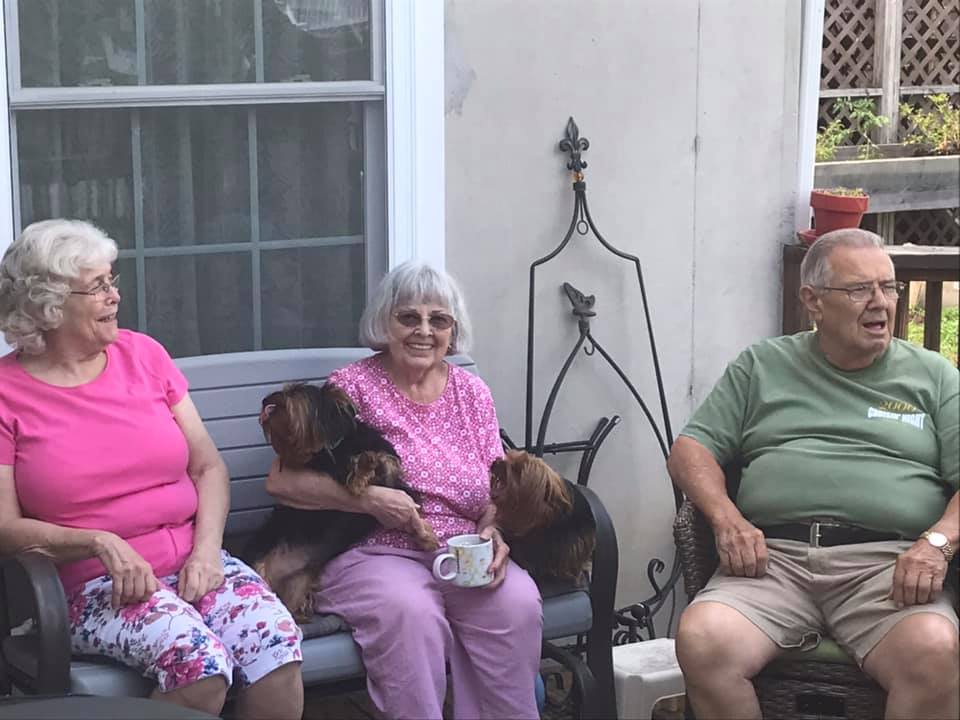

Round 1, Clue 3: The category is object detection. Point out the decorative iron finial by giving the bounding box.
[559,117,589,174]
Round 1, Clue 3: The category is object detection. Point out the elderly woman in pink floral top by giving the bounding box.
[267,261,542,720]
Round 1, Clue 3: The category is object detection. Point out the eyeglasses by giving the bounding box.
[817,281,905,303]
[393,310,455,331]
[69,275,120,297]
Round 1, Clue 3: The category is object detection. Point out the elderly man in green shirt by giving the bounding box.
[669,228,958,720]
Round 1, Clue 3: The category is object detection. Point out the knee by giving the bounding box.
[896,618,959,685]
[675,604,725,671]
[172,675,229,717]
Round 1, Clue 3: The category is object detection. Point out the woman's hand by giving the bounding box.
[91,532,161,608]
[178,545,225,603]
[478,521,510,590]
[361,486,423,531]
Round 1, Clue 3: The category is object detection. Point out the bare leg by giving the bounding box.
[862,612,959,720]
[676,601,781,720]
[149,675,228,717]
[233,662,304,720]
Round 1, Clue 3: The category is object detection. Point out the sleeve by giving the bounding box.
[472,377,504,467]
[134,332,189,407]
[0,408,14,465]
[934,362,959,490]
[679,348,754,466]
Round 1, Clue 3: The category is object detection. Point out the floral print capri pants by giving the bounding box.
[68,551,302,692]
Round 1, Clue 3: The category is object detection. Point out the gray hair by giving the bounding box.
[0,219,118,354]
[359,261,473,354]
[799,228,886,288]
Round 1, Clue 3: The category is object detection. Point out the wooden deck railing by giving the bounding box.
[782,243,960,363]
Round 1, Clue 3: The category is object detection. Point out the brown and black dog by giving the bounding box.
[245,382,438,621]
[489,449,595,582]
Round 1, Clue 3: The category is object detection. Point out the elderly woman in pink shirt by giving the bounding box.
[0,219,302,718]
[267,261,543,720]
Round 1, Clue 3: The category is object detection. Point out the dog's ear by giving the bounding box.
[318,384,357,446]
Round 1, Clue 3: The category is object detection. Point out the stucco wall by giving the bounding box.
[445,0,802,634]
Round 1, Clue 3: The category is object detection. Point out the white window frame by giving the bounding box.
[0,0,444,353]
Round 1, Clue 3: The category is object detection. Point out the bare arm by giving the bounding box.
[266,459,423,532]
[667,436,768,577]
[171,393,230,601]
[892,490,960,607]
[0,464,159,607]
[0,464,102,562]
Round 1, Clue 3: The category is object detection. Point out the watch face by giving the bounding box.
[927,531,948,547]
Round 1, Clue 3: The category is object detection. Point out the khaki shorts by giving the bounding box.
[691,539,959,665]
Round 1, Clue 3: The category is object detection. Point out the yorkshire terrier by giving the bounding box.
[489,450,596,582]
[246,382,438,622]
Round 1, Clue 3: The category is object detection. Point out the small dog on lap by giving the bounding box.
[489,449,595,583]
[246,382,438,622]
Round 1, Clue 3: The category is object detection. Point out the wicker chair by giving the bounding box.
[673,465,886,720]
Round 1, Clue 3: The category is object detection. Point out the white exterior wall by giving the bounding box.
[445,0,803,633]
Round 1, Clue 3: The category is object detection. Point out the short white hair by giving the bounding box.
[359,261,473,354]
[800,228,886,288]
[0,219,118,354]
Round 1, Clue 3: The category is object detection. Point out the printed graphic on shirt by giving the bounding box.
[867,399,926,429]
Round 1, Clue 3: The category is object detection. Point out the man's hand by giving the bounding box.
[92,532,161,608]
[712,516,769,578]
[178,546,225,603]
[890,539,948,607]
[362,486,422,532]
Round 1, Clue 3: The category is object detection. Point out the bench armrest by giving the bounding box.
[573,483,618,719]
[0,551,71,694]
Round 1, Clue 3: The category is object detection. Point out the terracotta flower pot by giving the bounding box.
[810,190,869,235]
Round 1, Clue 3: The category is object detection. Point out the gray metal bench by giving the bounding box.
[0,348,618,718]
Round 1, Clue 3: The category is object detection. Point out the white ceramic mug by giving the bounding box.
[432,534,494,588]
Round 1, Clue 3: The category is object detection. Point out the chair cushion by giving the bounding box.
[774,637,857,666]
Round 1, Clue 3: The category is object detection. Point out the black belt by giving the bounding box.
[760,521,903,547]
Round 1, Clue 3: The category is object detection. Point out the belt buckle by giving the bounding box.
[809,522,822,547]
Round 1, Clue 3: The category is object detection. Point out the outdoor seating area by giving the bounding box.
[0,1,957,719]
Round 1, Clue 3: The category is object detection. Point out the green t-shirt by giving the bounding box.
[681,332,959,538]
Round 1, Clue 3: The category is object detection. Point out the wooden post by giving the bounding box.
[874,0,903,144]
[873,0,903,244]
[924,282,943,350]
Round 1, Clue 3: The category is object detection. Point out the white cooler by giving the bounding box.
[612,638,685,719]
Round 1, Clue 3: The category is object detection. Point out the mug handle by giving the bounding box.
[432,552,458,581]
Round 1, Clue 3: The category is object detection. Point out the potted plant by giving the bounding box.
[810,186,869,235]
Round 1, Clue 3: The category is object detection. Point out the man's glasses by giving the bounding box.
[70,275,120,297]
[393,310,455,331]
[818,281,905,303]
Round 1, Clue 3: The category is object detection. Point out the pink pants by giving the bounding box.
[314,545,543,720]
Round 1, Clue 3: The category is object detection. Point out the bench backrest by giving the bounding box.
[174,348,477,548]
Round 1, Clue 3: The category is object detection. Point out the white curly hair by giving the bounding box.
[0,219,118,354]
[359,261,473,354]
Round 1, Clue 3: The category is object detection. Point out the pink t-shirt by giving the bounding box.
[0,330,198,594]
[329,355,504,549]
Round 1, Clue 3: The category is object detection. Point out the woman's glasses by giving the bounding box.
[70,275,120,297]
[393,310,455,331]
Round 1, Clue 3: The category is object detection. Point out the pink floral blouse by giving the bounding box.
[329,355,504,549]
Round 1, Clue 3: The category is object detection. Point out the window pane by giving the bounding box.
[141,107,251,247]
[261,244,365,349]
[115,257,138,331]
[16,109,135,247]
[144,0,255,84]
[145,253,253,357]
[18,0,137,88]
[258,103,364,241]
[263,0,371,82]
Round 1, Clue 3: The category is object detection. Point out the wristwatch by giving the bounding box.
[921,531,955,561]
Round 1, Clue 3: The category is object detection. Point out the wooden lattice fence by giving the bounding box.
[819,0,959,246]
